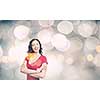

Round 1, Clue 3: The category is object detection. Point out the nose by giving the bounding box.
[34,46,38,49]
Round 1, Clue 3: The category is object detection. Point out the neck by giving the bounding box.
[34,52,40,55]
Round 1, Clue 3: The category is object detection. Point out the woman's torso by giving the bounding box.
[25,54,47,80]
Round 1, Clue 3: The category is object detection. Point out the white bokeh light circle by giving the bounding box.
[84,37,100,51]
[42,42,54,51]
[51,34,70,52]
[8,41,28,64]
[57,21,73,34]
[68,37,83,53]
[37,28,54,44]
[38,20,54,27]
[14,25,30,40]
[78,21,97,37]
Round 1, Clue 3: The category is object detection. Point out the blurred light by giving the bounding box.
[78,21,97,37]
[93,54,100,67]
[1,68,14,79]
[97,23,100,39]
[78,68,93,79]
[1,56,9,63]
[38,20,54,27]
[78,55,87,65]
[51,34,70,52]
[0,46,3,57]
[64,53,76,65]
[14,38,30,46]
[45,53,63,79]
[57,21,73,34]
[15,67,26,79]
[96,45,100,53]
[86,54,94,62]
[72,20,80,34]
[57,54,64,63]
[84,36,100,51]
[8,46,17,58]
[62,65,80,79]
[37,28,54,44]
[16,43,28,64]
[65,57,74,65]
[0,20,100,80]
[8,56,16,63]
[8,42,28,64]
[42,42,54,51]
[72,20,80,25]
[14,25,30,40]
[68,37,83,53]
[0,58,1,63]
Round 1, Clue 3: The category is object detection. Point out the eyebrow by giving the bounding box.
[32,43,39,45]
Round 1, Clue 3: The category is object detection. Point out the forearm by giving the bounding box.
[30,70,46,78]
[20,67,39,74]
[30,63,47,78]
[25,68,39,74]
[30,73,42,78]
[26,66,44,74]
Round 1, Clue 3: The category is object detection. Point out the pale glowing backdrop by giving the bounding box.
[0,20,100,80]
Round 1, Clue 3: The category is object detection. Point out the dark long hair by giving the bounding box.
[27,38,43,54]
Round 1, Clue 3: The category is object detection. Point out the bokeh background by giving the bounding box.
[0,20,100,80]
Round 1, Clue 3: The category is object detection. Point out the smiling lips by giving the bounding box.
[34,47,38,50]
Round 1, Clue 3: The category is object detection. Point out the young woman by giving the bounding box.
[20,39,48,80]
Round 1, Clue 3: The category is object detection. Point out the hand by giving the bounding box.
[36,68,41,73]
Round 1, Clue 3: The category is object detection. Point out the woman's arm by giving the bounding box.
[29,63,47,78]
[20,60,40,74]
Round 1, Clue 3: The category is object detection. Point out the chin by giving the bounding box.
[34,50,39,53]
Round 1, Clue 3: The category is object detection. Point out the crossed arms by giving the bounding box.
[20,60,47,78]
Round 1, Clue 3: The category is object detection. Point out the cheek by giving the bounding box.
[32,46,35,50]
[38,46,40,50]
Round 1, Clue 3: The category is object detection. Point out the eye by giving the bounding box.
[32,44,35,46]
[36,43,38,45]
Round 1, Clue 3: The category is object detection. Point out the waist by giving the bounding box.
[27,74,40,80]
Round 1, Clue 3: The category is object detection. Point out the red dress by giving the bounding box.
[25,55,48,80]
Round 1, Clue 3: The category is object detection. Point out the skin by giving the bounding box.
[20,40,47,78]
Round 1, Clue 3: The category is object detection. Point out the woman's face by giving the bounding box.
[31,40,40,53]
